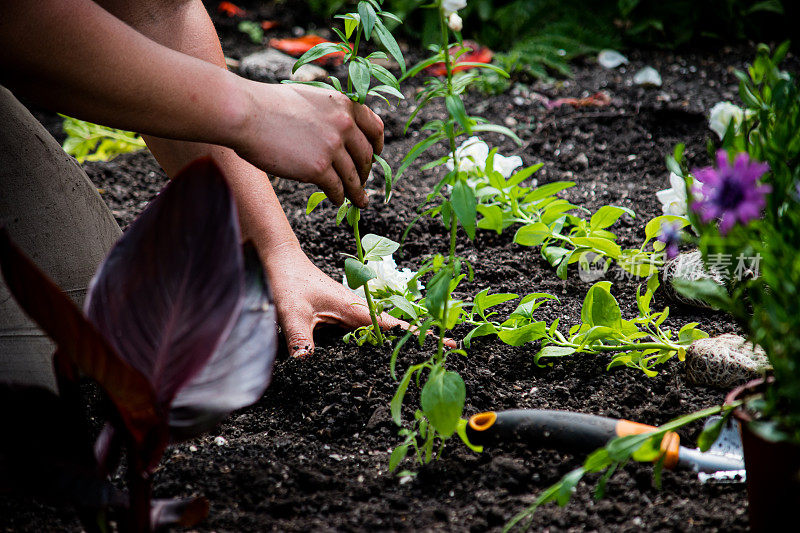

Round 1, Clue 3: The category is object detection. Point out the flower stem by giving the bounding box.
[353,213,384,344]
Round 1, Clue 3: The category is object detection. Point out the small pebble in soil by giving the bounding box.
[189,445,198,452]
[214,436,227,446]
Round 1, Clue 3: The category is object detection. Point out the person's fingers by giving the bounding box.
[318,166,345,206]
[353,104,384,156]
[281,310,317,358]
[332,149,368,208]
[344,126,375,186]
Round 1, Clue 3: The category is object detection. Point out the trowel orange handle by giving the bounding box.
[467,410,680,469]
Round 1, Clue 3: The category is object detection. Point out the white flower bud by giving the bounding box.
[708,101,750,140]
[448,12,463,32]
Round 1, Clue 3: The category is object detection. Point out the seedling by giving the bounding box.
[297,0,407,345]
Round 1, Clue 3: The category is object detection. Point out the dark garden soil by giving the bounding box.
[6,3,797,531]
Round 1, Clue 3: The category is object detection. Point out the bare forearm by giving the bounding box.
[91,0,299,252]
[0,0,249,148]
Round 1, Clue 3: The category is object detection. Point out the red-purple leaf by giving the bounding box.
[85,158,245,410]
[169,244,277,440]
[0,228,160,447]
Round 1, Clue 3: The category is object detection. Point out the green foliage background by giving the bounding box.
[302,0,789,79]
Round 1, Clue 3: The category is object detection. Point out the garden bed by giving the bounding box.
[2,7,778,531]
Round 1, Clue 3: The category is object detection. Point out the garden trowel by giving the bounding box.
[464,409,745,482]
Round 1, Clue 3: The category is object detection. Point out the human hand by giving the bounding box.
[233,82,383,208]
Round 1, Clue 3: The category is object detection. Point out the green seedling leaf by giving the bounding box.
[446,94,471,133]
[514,222,551,247]
[451,181,477,239]
[372,153,393,202]
[349,59,371,102]
[420,369,466,438]
[361,234,400,261]
[523,181,575,203]
[469,123,522,145]
[697,415,727,452]
[644,215,689,243]
[535,345,577,364]
[477,204,504,234]
[369,63,400,90]
[388,295,417,320]
[425,268,451,321]
[306,192,328,214]
[335,201,350,225]
[358,1,377,39]
[344,257,375,290]
[293,43,347,73]
[581,282,622,329]
[474,290,518,314]
[389,443,409,471]
[498,322,547,346]
[391,365,420,425]
[590,206,633,231]
[372,17,405,75]
[456,419,484,453]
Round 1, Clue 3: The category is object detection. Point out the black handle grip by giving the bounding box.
[466,409,619,452]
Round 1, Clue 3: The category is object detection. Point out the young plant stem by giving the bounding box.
[126,452,152,533]
[435,5,460,363]
[353,215,384,344]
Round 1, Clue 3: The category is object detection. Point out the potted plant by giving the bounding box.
[672,42,800,530]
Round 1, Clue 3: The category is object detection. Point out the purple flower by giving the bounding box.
[691,150,771,234]
[657,221,682,259]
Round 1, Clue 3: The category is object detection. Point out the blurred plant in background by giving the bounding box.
[303,0,789,83]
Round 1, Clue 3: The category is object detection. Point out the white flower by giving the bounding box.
[447,12,463,32]
[708,101,752,140]
[344,255,421,299]
[441,0,467,15]
[493,153,523,178]
[446,136,489,174]
[445,136,523,179]
[656,172,703,216]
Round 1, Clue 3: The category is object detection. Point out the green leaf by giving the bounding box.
[391,365,419,425]
[361,233,399,261]
[372,17,405,75]
[396,132,445,182]
[581,282,622,329]
[344,257,376,290]
[388,294,417,320]
[523,181,575,203]
[369,63,400,90]
[445,94,471,133]
[469,123,522,145]
[590,206,633,231]
[373,153,393,202]
[498,322,547,346]
[420,369,466,438]
[456,418,483,453]
[514,222,551,247]
[306,191,328,214]
[697,416,726,452]
[389,443,409,471]
[425,268,451,321]
[358,1,377,39]
[535,345,577,363]
[474,291,518,314]
[349,59,371,102]
[644,215,689,242]
[335,201,350,225]
[570,237,622,260]
[477,204,504,234]
[451,181,477,239]
[293,43,346,73]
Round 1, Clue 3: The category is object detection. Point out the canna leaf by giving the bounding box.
[85,158,244,415]
[169,244,276,440]
[0,227,159,450]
